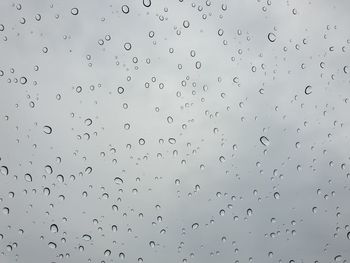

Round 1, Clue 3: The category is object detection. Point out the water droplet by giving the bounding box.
[84,118,92,126]
[183,20,190,28]
[260,136,270,146]
[121,5,129,14]
[268,32,276,42]
[167,116,173,124]
[104,249,111,256]
[50,224,58,233]
[82,234,92,241]
[0,166,9,175]
[48,242,57,249]
[273,192,280,199]
[24,173,32,182]
[168,138,176,144]
[43,125,52,134]
[304,85,312,95]
[247,208,253,216]
[71,8,79,15]
[139,138,145,145]
[143,0,151,7]
[192,223,199,230]
[119,252,125,259]
[114,177,124,185]
[334,255,342,262]
[2,207,9,215]
[124,42,132,51]
[20,76,27,84]
[219,156,226,162]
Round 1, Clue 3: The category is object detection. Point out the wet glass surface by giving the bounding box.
[0,0,350,262]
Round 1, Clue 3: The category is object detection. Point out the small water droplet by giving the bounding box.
[0,166,9,175]
[304,85,312,95]
[82,234,92,241]
[48,242,57,249]
[50,224,58,233]
[260,136,270,146]
[139,138,145,145]
[114,177,124,185]
[24,173,32,182]
[43,125,52,134]
[121,5,129,14]
[143,0,151,7]
[268,32,276,42]
[71,7,79,15]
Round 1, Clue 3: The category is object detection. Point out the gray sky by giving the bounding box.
[0,0,350,262]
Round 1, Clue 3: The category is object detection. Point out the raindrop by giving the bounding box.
[71,8,79,15]
[50,224,58,233]
[118,87,124,94]
[247,208,253,216]
[192,223,199,229]
[183,20,190,28]
[260,136,270,146]
[124,42,132,51]
[82,234,92,241]
[2,207,9,215]
[121,5,130,14]
[0,166,9,175]
[219,156,226,162]
[24,173,32,182]
[84,118,92,126]
[139,138,145,145]
[168,138,176,144]
[143,0,151,7]
[304,85,312,95]
[104,249,111,256]
[114,177,124,185]
[20,77,27,84]
[48,242,57,249]
[43,125,52,134]
[268,32,276,42]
